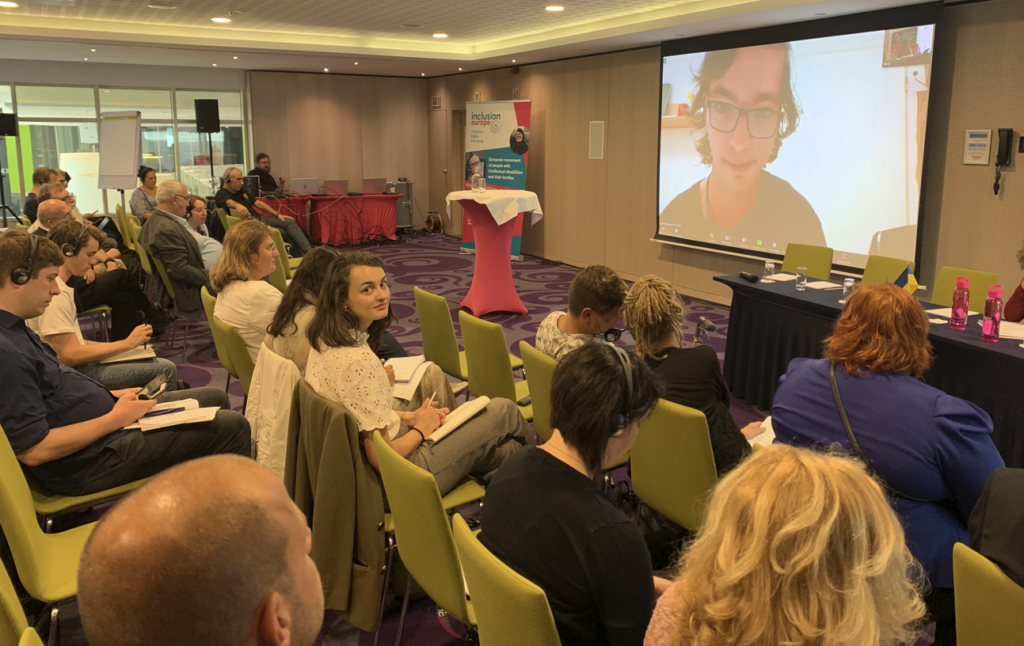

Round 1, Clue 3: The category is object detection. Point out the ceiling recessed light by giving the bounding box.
[458,67,463,71]
[324,68,329,72]
[211,16,231,23]
[354,62,359,65]
[147,3,176,8]
[545,5,564,11]
[512,59,516,63]
[83,57,88,61]
[433,33,448,38]
[90,48,96,52]
[0,1,19,6]
[421,73,425,76]
[233,56,238,59]
[212,63,217,66]
[104,90,109,92]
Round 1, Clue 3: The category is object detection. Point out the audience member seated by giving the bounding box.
[137,181,213,319]
[216,166,312,257]
[184,195,223,270]
[130,166,158,223]
[267,247,337,376]
[78,455,325,646]
[536,264,626,360]
[480,343,667,646]
[22,166,58,224]
[969,467,1024,588]
[28,221,178,391]
[623,275,756,475]
[248,152,284,194]
[644,444,926,646]
[212,219,283,364]
[305,251,532,495]
[0,231,250,496]
[772,282,1004,646]
[30,197,73,237]
[1005,240,1024,322]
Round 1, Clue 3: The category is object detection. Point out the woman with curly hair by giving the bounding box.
[771,282,1003,645]
[645,444,927,646]
[623,275,757,475]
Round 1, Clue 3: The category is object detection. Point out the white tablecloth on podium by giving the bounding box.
[445,190,543,226]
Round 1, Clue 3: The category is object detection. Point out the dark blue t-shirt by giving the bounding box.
[0,309,124,494]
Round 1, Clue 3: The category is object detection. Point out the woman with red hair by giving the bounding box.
[771,283,1003,646]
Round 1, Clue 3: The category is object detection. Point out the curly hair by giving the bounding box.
[210,219,271,292]
[622,275,684,359]
[666,444,926,646]
[690,44,801,166]
[823,283,932,379]
[568,265,627,317]
[267,247,337,338]
[306,251,395,352]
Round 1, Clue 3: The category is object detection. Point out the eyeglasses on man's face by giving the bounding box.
[706,100,782,139]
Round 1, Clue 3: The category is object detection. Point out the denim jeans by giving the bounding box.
[77,357,179,392]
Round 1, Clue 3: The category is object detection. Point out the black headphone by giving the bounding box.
[603,327,628,343]
[61,222,89,258]
[610,345,634,436]
[10,235,39,286]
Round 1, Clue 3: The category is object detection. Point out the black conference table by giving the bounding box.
[715,273,1024,468]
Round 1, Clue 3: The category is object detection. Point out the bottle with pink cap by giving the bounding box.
[950,277,969,331]
[982,285,1002,343]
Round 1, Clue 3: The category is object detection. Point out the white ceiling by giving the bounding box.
[0,0,932,77]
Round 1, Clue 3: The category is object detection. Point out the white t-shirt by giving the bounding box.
[305,332,402,440]
[214,280,282,365]
[26,276,84,346]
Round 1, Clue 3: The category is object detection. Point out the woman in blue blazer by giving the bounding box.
[772,283,1004,646]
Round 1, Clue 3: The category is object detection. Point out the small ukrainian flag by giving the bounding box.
[893,265,919,294]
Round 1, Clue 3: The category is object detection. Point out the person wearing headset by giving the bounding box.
[535,264,628,360]
[27,220,179,392]
[479,343,670,646]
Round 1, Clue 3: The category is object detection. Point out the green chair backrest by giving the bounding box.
[371,432,473,626]
[266,236,289,294]
[225,214,241,229]
[201,287,236,381]
[630,399,718,532]
[414,287,464,380]
[15,223,29,231]
[861,255,915,286]
[115,204,134,251]
[931,266,999,313]
[781,243,834,281]
[518,341,556,442]
[0,425,54,602]
[216,207,231,232]
[953,543,1024,646]
[151,255,176,301]
[19,628,45,646]
[211,311,255,394]
[130,221,153,276]
[459,311,517,401]
[267,228,293,279]
[1,560,29,646]
[452,514,560,646]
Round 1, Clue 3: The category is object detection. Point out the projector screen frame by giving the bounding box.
[655,1,944,276]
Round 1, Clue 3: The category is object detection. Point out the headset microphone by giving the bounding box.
[610,345,634,436]
[10,234,39,286]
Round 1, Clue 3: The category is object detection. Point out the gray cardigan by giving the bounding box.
[137,209,210,318]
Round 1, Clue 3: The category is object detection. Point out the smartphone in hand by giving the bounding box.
[137,375,169,401]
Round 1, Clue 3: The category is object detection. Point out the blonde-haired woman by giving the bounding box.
[211,219,281,364]
[645,444,926,646]
[623,275,758,475]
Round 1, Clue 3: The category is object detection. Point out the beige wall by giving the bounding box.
[249,71,429,229]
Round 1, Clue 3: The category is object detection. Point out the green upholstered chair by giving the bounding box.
[268,227,302,279]
[452,514,561,646]
[115,204,134,252]
[0,424,95,645]
[225,213,241,229]
[1,558,28,646]
[216,207,232,232]
[861,255,915,286]
[953,543,1024,646]
[201,287,254,394]
[26,471,150,533]
[931,267,999,313]
[518,341,557,443]
[267,251,289,294]
[371,432,478,645]
[630,399,718,532]
[201,287,236,392]
[129,220,153,277]
[458,311,532,422]
[781,243,834,281]
[151,255,194,361]
[20,628,45,646]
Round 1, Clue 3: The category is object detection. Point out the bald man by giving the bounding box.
[32,199,73,236]
[78,455,325,646]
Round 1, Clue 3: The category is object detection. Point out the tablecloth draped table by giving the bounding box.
[260,196,311,230]
[309,195,400,246]
[715,273,1024,468]
[446,190,544,316]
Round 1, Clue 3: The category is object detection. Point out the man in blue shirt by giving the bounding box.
[0,231,251,496]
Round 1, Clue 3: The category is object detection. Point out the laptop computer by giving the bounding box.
[362,177,387,195]
[323,179,349,196]
[291,178,318,196]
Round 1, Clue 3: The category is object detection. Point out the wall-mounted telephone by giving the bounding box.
[994,128,1014,195]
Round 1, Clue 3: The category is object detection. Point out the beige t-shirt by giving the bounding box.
[26,276,85,346]
[214,280,282,365]
[535,311,596,360]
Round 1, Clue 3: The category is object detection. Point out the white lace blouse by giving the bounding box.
[305,331,401,440]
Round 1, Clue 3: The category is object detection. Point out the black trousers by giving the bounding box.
[68,268,154,341]
[375,331,409,360]
[261,214,312,256]
[926,587,956,646]
[73,388,251,496]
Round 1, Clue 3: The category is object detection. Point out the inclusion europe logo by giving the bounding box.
[488,120,503,134]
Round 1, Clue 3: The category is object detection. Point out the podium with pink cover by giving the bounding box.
[445,190,544,316]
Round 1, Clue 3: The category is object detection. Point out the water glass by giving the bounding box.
[764,261,775,279]
[843,277,855,296]
[795,267,808,291]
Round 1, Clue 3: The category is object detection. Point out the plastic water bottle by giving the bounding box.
[950,277,969,331]
[982,285,1002,343]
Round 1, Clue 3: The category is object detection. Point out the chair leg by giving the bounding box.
[47,605,59,646]
[100,311,110,343]
[464,626,479,645]
[393,574,413,646]
[373,534,396,646]
[180,319,191,364]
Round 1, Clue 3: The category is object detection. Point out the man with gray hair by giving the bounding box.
[136,180,212,319]
[216,166,311,256]
[78,455,325,646]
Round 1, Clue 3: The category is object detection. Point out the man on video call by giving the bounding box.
[661,44,826,248]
